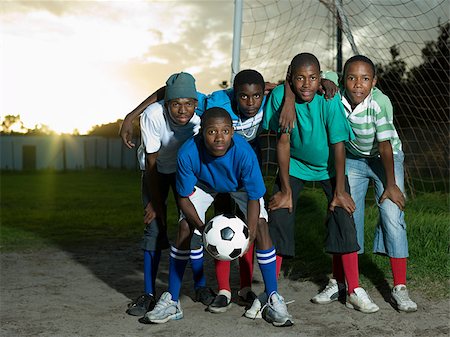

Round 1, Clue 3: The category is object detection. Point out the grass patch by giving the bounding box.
[1,170,449,298]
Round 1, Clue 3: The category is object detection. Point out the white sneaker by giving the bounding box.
[392,285,417,312]
[311,279,346,304]
[264,291,294,327]
[144,292,183,323]
[346,287,379,313]
[244,292,268,319]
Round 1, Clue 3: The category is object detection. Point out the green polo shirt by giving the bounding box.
[263,85,354,181]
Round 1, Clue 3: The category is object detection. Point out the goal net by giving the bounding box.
[239,0,449,195]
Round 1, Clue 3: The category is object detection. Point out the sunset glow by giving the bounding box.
[1,1,233,134]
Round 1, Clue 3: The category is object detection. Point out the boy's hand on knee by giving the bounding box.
[143,202,157,225]
[247,231,256,251]
[329,192,356,215]
[268,191,293,213]
[379,185,405,210]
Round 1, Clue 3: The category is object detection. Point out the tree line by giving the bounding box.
[2,23,448,137]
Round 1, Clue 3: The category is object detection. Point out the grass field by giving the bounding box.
[1,170,449,297]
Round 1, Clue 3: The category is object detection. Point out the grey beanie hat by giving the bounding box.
[164,72,197,102]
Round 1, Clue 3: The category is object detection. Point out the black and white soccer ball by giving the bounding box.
[203,214,250,261]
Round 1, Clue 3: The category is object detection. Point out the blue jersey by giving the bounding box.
[206,89,266,143]
[176,133,266,200]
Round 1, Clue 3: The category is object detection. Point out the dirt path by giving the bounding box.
[1,245,449,337]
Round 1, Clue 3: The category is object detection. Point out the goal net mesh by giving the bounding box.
[239,0,449,195]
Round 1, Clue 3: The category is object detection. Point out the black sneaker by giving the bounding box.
[126,294,156,316]
[195,287,215,306]
[207,294,232,313]
[239,290,257,309]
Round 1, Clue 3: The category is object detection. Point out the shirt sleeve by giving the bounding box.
[326,95,355,144]
[322,70,339,86]
[176,140,198,197]
[206,89,234,116]
[140,104,163,154]
[195,91,207,116]
[262,85,284,132]
[374,92,397,143]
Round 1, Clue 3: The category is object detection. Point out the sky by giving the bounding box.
[1,0,447,134]
[0,0,234,134]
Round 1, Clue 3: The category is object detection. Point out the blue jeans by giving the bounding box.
[346,150,409,258]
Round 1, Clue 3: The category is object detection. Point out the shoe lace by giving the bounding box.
[395,287,411,302]
[322,282,338,296]
[249,293,294,320]
[268,292,289,315]
[355,289,373,304]
[154,294,173,311]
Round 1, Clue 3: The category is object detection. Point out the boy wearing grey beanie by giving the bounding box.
[126,72,214,318]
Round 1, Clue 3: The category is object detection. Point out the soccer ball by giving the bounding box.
[203,214,250,261]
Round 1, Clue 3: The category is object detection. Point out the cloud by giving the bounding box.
[0,0,236,133]
[115,1,234,96]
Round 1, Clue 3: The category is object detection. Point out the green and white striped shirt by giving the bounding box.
[341,87,402,157]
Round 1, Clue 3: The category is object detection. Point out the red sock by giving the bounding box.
[276,255,283,279]
[341,252,359,294]
[239,242,254,289]
[214,259,231,292]
[390,257,407,286]
[332,254,345,283]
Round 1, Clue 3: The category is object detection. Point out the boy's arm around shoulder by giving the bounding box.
[262,84,285,132]
[119,87,165,148]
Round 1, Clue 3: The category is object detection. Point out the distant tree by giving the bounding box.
[376,23,449,127]
[1,114,27,134]
[376,45,407,86]
[26,123,56,135]
[88,119,140,138]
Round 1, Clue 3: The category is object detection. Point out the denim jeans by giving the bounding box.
[346,150,409,258]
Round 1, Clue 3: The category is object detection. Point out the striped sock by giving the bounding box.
[143,250,161,295]
[256,247,277,296]
[168,246,190,302]
[190,246,206,289]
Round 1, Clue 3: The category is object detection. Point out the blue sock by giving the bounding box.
[168,246,190,302]
[144,250,161,295]
[190,246,206,289]
[256,247,277,296]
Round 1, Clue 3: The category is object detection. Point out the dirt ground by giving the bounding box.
[1,245,449,337]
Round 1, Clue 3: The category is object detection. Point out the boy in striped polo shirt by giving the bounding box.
[313,55,417,312]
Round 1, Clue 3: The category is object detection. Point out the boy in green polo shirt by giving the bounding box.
[259,53,378,314]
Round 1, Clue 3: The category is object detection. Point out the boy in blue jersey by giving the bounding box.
[262,53,379,314]
[204,69,266,312]
[126,73,214,317]
[143,107,294,327]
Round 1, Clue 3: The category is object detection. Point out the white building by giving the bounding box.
[0,135,138,170]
